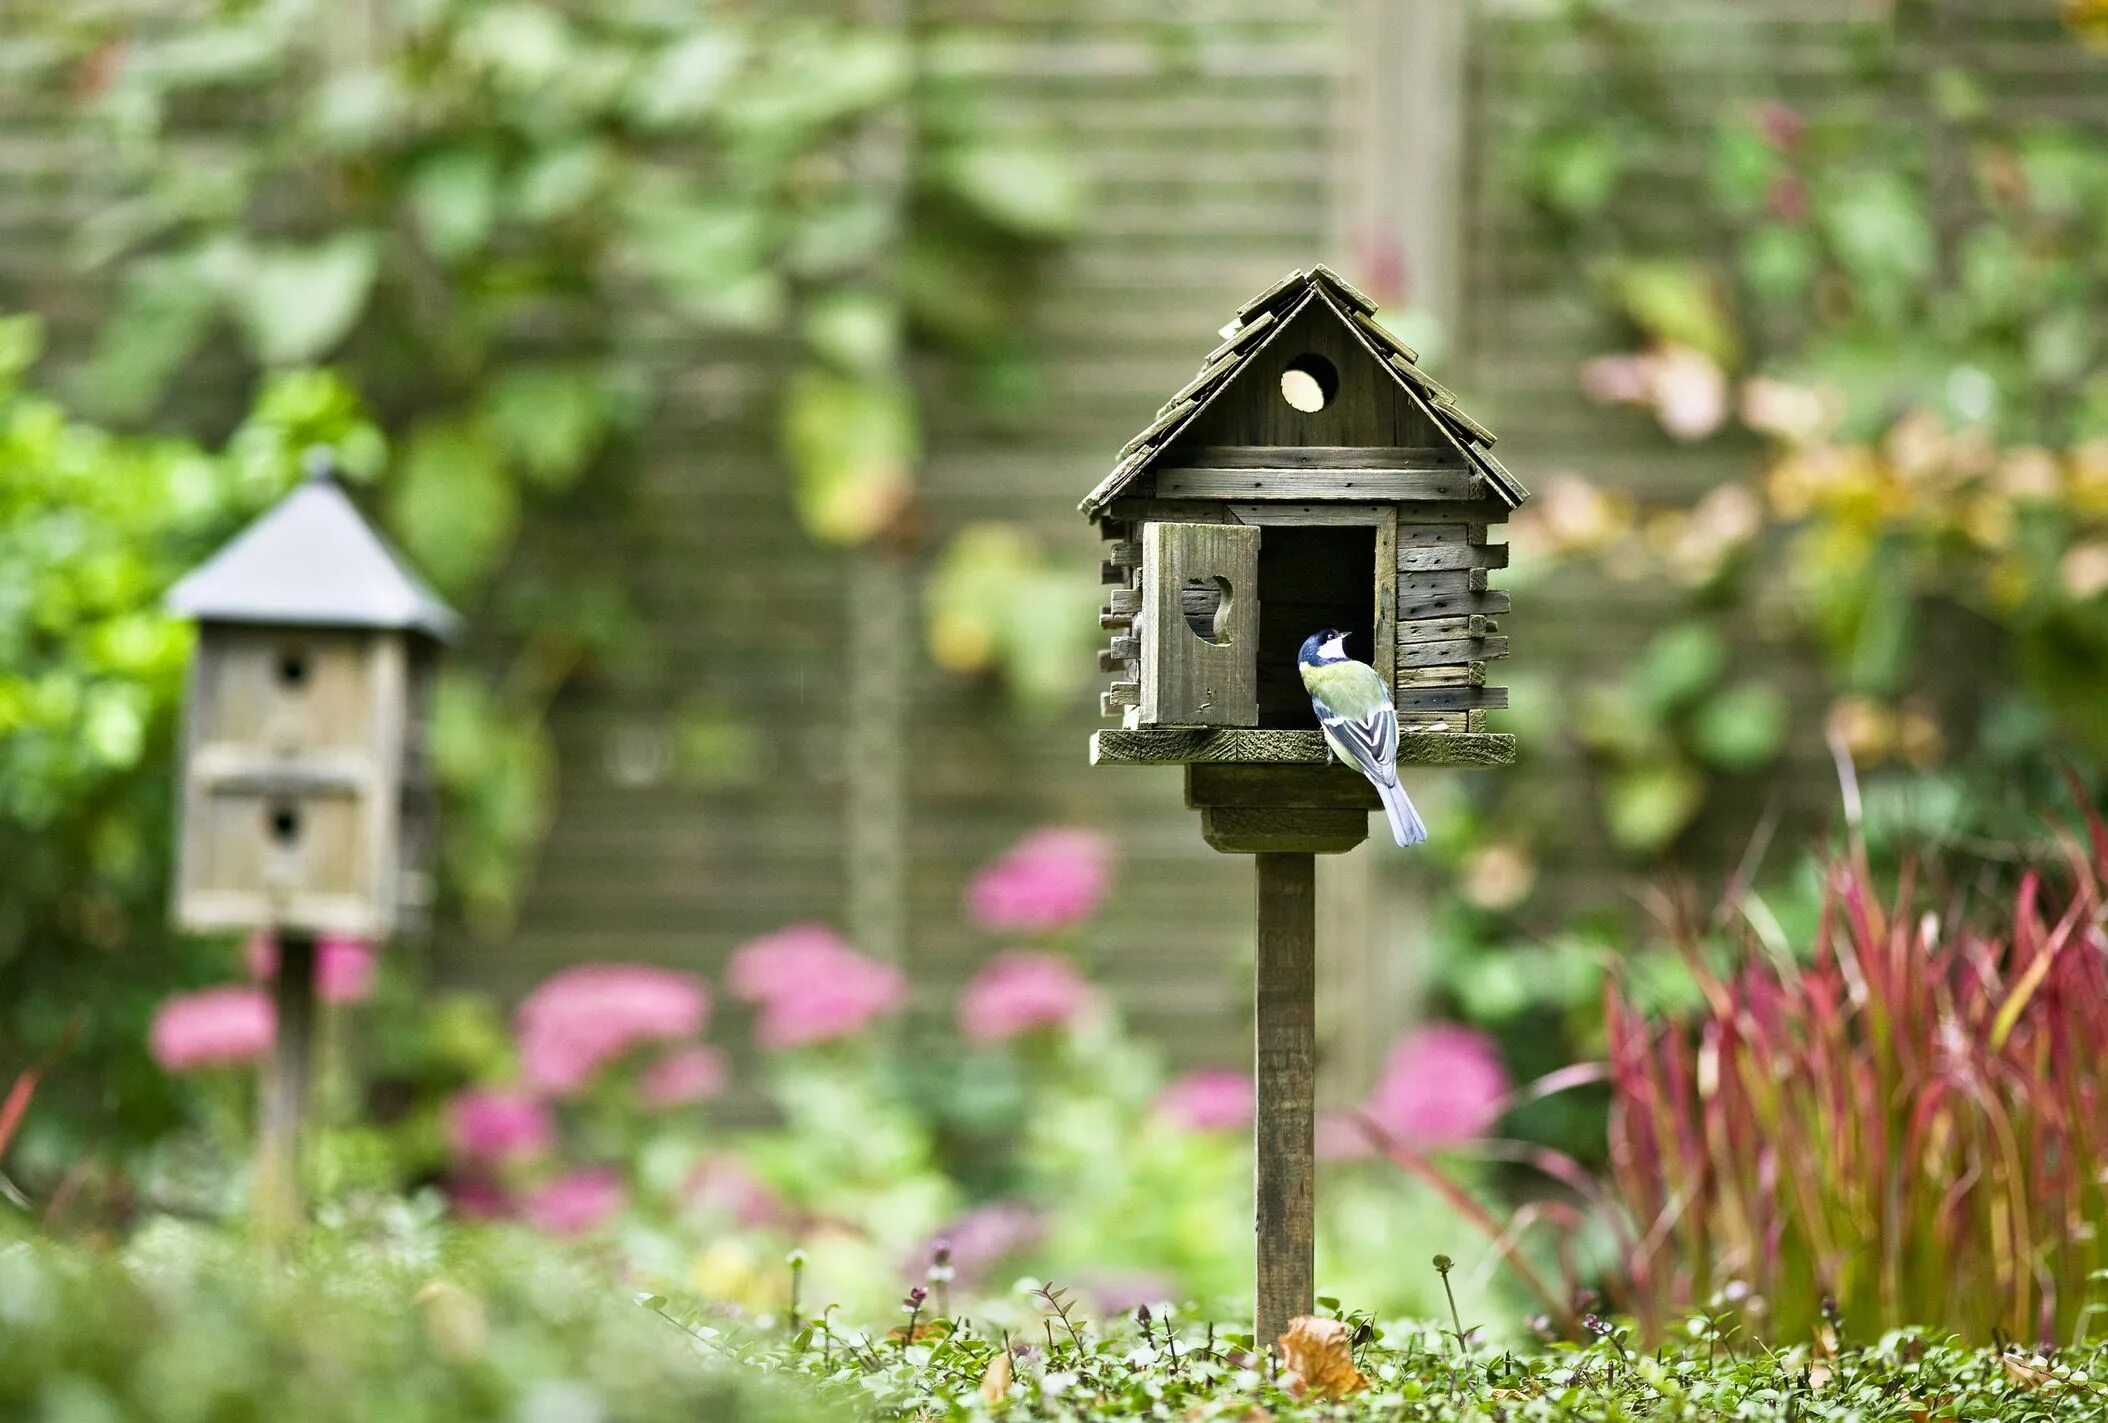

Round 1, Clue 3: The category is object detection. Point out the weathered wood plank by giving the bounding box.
[1396,613,1494,643]
[1398,569,1489,596]
[1396,662,1485,688]
[1396,542,1509,572]
[1226,503,1386,526]
[1090,728,1518,766]
[1185,762,1382,809]
[1399,587,1510,620]
[1398,522,1488,546]
[1252,850,1316,1347]
[1394,685,1508,711]
[1372,506,1398,691]
[1208,811,1363,856]
[1396,635,1507,668]
[1137,521,1260,727]
[1104,498,1237,525]
[1179,445,1465,470]
[1155,468,1479,501]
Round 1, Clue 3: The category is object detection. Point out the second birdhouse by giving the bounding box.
[1083,265,1525,765]
[167,455,459,939]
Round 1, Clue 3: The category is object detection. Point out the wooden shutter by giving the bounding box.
[1138,522,1260,727]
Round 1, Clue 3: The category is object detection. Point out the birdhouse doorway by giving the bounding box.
[1251,522,1379,728]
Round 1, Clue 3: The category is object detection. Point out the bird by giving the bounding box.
[1297,629,1427,848]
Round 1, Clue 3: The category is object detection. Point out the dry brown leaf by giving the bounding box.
[1276,1316,1369,1400]
[980,1350,1013,1405]
[2002,1351,2065,1391]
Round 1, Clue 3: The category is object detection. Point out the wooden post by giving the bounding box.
[254,931,316,1241]
[1254,852,1317,1351]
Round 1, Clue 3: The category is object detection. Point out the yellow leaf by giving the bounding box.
[980,1350,1013,1405]
[1276,1316,1369,1400]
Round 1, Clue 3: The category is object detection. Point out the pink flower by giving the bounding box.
[524,1168,625,1236]
[445,1088,554,1164]
[242,930,276,981]
[149,987,274,1071]
[1754,100,1804,153]
[956,953,1096,1044]
[965,829,1112,934]
[727,923,855,1001]
[682,1155,782,1229]
[1649,345,1729,442]
[728,925,905,1050]
[1315,1111,1373,1161]
[1080,1271,1178,1314]
[516,964,708,1096]
[1156,1068,1253,1132]
[239,933,378,1004]
[1364,1024,1510,1148]
[913,1201,1043,1287]
[640,1045,728,1109]
[317,937,376,1003]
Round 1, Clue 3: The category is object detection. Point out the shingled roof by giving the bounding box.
[1079,264,1527,514]
[168,456,461,641]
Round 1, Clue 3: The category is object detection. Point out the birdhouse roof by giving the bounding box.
[1079,264,1527,515]
[167,465,461,641]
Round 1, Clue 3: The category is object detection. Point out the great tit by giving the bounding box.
[1297,629,1427,848]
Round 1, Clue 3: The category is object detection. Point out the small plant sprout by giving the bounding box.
[785,1248,807,1337]
[1433,1255,1468,1358]
[926,1238,954,1319]
[900,1285,927,1349]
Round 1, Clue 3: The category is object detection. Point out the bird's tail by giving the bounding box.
[1377,779,1428,848]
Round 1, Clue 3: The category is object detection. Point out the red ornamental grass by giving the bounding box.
[1606,818,2108,1345]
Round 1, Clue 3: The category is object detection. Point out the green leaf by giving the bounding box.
[1604,260,1738,365]
[780,370,917,545]
[801,291,900,374]
[408,148,500,262]
[1739,224,1817,309]
[74,260,218,419]
[1632,622,1728,717]
[1604,761,1705,854]
[1536,131,1621,218]
[227,236,379,366]
[1815,171,1933,325]
[937,144,1087,240]
[482,367,610,490]
[1690,680,1789,772]
[386,419,517,594]
[1708,124,1778,217]
[628,30,746,129]
[0,315,42,383]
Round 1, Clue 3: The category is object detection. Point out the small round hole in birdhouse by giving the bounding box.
[1181,575,1233,645]
[1279,354,1338,413]
[276,647,310,688]
[268,803,302,845]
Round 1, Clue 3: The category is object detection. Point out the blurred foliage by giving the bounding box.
[1415,5,2108,1160]
[0,324,380,1157]
[0,1210,825,1421]
[1498,3,2108,857]
[14,0,1087,937]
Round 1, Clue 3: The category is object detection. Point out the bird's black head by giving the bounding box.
[1298,629,1349,666]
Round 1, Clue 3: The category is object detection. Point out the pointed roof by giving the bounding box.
[168,451,461,641]
[1080,264,1527,514]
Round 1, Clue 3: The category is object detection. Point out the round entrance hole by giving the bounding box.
[268,803,302,845]
[1279,353,1339,413]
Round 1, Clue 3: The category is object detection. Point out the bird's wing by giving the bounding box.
[1306,663,1399,789]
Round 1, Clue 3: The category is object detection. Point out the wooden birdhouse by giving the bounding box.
[1084,264,1525,773]
[167,452,458,940]
[1079,266,1527,1350]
